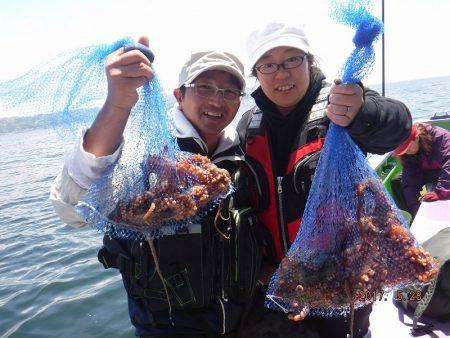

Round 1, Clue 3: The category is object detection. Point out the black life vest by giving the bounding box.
[97,151,265,314]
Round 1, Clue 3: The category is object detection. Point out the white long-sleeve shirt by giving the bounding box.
[49,127,123,228]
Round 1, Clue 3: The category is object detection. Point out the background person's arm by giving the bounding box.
[431,127,450,199]
[401,157,423,215]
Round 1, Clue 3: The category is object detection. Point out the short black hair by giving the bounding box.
[179,85,186,97]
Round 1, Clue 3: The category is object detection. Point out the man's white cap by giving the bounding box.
[178,51,246,90]
[247,22,310,69]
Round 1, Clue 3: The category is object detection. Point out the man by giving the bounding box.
[50,37,262,337]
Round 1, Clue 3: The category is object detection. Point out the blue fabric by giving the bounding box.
[124,43,155,63]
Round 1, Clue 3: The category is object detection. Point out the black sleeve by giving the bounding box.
[347,87,412,154]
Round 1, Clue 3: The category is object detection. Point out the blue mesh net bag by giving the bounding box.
[0,38,132,136]
[265,0,440,334]
[0,38,232,240]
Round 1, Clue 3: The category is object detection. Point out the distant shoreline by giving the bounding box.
[367,74,450,88]
[2,75,449,135]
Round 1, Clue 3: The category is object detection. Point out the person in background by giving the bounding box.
[236,22,412,338]
[50,36,264,337]
[391,122,450,218]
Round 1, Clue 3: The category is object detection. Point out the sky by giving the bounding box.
[1,0,450,91]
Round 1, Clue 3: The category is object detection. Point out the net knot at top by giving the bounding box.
[352,16,383,48]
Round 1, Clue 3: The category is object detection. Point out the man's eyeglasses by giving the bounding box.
[254,54,309,75]
[184,83,244,102]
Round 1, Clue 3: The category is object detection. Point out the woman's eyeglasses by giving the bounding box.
[254,54,309,75]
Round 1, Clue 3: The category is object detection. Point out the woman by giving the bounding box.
[237,22,412,338]
[392,122,450,217]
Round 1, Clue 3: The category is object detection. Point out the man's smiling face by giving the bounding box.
[176,70,241,139]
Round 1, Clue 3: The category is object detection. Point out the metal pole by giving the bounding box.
[382,0,385,96]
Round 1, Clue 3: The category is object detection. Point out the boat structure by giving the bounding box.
[368,112,450,337]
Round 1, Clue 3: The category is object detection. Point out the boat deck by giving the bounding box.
[370,297,449,337]
[410,199,450,243]
[371,200,450,337]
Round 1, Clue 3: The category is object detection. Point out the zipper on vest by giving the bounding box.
[266,132,289,258]
[277,177,288,255]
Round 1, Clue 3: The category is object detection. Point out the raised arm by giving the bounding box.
[346,88,412,154]
[50,36,154,227]
[327,79,412,154]
[83,36,154,157]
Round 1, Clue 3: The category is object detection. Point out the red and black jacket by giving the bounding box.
[237,86,330,261]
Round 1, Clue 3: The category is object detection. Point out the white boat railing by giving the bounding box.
[367,152,391,171]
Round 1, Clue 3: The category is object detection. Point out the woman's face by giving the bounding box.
[404,135,420,155]
[254,46,310,115]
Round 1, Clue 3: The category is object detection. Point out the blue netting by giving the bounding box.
[0,38,133,137]
[330,0,383,83]
[0,38,231,240]
[265,124,439,317]
[265,0,439,320]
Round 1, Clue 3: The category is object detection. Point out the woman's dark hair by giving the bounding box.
[400,123,432,163]
[179,85,186,97]
[416,123,433,155]
[251,53,317,77]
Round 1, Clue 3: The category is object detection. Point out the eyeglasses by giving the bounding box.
[184,83,244,102]
[254,54,309,74]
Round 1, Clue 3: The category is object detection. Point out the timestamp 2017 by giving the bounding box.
[355,290,386,302]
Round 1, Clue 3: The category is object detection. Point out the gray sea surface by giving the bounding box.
[1,75,449,338]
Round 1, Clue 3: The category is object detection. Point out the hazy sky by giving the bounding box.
[1,0,450,90]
